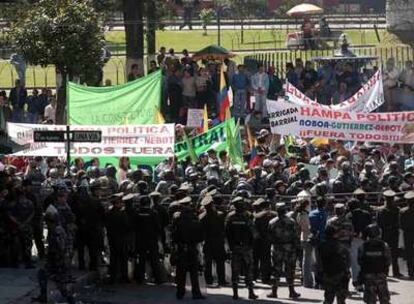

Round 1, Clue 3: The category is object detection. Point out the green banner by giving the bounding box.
[68,70,161,125]
[175,119,236,161]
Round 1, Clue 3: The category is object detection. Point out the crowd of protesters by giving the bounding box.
[125,47,414,131]
[1,42,414,303]
[1,128,414,303]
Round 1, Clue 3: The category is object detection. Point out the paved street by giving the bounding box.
[3,258,413,304]
[76,277,414,304]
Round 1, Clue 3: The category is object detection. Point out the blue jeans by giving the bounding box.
[11,108,23,123]
[302,241,314,288]
[233,89,247,120]
[26,112,39,124]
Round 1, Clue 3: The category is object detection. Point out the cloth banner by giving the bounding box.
[68,70,162,125]
[267,99,414,144]
[7,123,175,157]
[175,119,236,161]
[285,70,384,113]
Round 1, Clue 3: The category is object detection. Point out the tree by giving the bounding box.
[386,0,414,46]
[11,0,105,124]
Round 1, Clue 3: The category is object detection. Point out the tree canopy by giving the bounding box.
[11,0,105,123]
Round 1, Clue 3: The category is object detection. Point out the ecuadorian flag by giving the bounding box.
[218,65,231,121]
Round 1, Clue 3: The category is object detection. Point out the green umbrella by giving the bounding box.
[192,44,235,62]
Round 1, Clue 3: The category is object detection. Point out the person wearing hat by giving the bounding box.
[319,225,351,304]
[150,191,170,253]
[74,178,105,271]
[133,195,163,284]
[332,161,358,195]
[346,198,372,290]
[377,189,402,277]
[326,203,354,247]
[401,172,414,192]
[401,191,414,279]
[171,196,205,300]
[105,193,131,284]
[353,188,373,215]
[6,179,35,269]
[253,198,276,284]
[199,195,227,287]
[381,160,403,188]
[22,177,46,261]
[248,166,266,195]
[358,224,392,304]
[268,203,301,299]
[32,202,75,304]
[225,196,258,300]
[287,168,311,196]
[222,168,239,195]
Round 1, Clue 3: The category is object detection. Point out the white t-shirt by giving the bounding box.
[44,104,56,123]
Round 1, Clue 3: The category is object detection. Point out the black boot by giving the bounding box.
[232,285,239,300]
[289,285,300,299]
[267,284,278,298]
[248,288,258,300]
[32,269,47,303]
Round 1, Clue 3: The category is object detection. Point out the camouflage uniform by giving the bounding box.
[36,204,75,304]
[320,237,351,304]
[358,239,391,304]
[268,215,300,286]
[326,215,354,247]
[55,202,76,259]
[225,210,256,287]
[225,207,258,299]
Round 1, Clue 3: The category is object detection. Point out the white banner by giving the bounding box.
[186,108,204,128]
[7,123,175,157]
[285,70,384,113]
[267,99,414,144]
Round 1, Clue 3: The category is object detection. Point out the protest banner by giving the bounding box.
[186,108,204,128]
[175,119,237,161]
[267,99,414,144]
[7,123,175,157]
[285,70,384,113]
[68,70,162,125]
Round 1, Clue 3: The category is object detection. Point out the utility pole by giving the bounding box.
[217,5,221,46]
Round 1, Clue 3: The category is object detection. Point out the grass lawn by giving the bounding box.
[105,28,388,54]
[0,29,405,89]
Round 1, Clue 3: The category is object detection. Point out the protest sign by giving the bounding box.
[7,123,175,157]
[175,119,237,161]
[68,70,162,125]
[186,108,204,127]
[267,99,414,144]
[285,70,384,113]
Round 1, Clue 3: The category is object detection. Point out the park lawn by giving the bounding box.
[0,29,402,89]
[105,29,387,53]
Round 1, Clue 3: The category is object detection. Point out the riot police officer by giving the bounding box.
[105,193,131,284]
[75,179,105,271]
[268,203,301,299]
[401,191,414,279]
[377,190,401,277]
[171,196,205,300]
[134,195,163,284]
[253,198,276,284]
[34,203,75,304]
[199,194,227,286]
[358,224,392,304]
[225,196,258,300]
